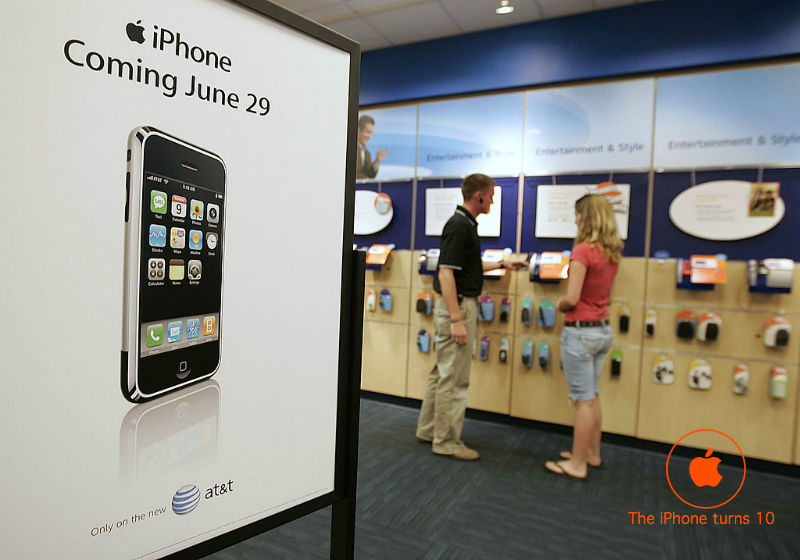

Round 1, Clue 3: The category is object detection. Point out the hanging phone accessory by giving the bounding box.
[770,366,788,399]
[697,312,722,342]
[733,363,749,395]
[521,297,533,326]
[676,310,697,340]
[417,329,430,353]
[379,289,392,312]
[479,336,490,361]
[366,288,376,312]
[416,291,434,315]
[610,349,622,377]
[522,339,534,368]
[764,316,791,347]
[538,300,556,328]
[538,342,550,369]
[478,294,495,322]
[618,305,631,333]
[652,354,674,384]
[688,358,712,390]
[645,308,657,337]
[499,337,510,363]
[500,297,511,323]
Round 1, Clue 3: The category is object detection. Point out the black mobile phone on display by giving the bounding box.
[122,127,226,403]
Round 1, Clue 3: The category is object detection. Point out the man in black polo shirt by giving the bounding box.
[415,174,508,460]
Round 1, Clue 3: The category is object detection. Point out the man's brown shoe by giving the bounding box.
[448,447,480,461]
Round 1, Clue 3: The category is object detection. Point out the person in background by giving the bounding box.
[416,173,523,460]
[545,194,622,480]
[356,115,387,179]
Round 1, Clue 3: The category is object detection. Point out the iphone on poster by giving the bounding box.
[122,127,226,403]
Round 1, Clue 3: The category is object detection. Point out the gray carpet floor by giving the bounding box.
[209,398,800,559]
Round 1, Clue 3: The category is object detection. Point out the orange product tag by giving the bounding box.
[540,252,569,279]
[365,244,392,266]
[690,255,727,284]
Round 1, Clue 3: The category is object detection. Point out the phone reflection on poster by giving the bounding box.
[119,380,220,484]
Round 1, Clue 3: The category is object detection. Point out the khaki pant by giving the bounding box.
[416,296,477,454]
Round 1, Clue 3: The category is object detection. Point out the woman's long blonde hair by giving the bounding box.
[574,194,624,263]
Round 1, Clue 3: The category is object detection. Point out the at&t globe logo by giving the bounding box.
[172,484,201,515]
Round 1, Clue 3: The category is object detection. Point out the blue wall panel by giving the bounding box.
[650,168,800,261]
[354,181,413,249]
[415,177,519,252]
[520,173,649,257]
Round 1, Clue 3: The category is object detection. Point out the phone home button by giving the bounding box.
[177,361,191,380]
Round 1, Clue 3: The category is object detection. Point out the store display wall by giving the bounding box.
[354,59,800,465]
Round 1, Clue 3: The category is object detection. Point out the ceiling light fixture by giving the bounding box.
[496,0,514,15]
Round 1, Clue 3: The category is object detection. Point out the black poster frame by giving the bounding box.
[167,1,362,558]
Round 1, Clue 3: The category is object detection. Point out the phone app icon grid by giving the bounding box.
[167,321,183,343]
[150,190,168,214]
[146,324,163,347]
[149,224,167,247]
[186,318,201,339]
[169,259,185,280]
[170,227,186,249]
[171,194,187,217]
[147,258,165,280]
[189,229,203,250]
[191,200,204,221]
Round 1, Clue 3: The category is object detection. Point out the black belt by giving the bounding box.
[564,319,610,327]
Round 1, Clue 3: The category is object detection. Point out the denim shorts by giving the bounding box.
[561,325,613,401]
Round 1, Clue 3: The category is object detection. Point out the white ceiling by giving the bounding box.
[270,0,661,51]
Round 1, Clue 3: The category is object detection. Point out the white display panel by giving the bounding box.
[425,187,502,237]
[0,1,352,559]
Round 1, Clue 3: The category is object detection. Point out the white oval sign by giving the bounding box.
[354,190,393,235]
[669,180,784,241]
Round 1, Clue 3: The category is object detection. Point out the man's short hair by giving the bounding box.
[461,173,495,201]
[358,115,375,130]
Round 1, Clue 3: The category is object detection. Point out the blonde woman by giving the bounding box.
[545,194,623,481]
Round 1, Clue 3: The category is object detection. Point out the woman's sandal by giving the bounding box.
[544,460,588,482]
[559,450,603,469]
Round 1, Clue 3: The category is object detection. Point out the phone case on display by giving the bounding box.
[366,289,376,312]
[416,291,433,315]
[538,300,556,328]
[732,363,749,395]
[417,329,430,353]
[676,310,697,340]
[500,297,511,323]
[748,258,794,293]
[764,316,791,348]
[479,336,490,361]
[688,358,712,390]
[521,297,533,326]
[645,309,657,337]
[522,339,534,368]
[499,337,510,363]
[478,294,495,322]
[610,349,622,377]
[538,342,550,369]
[770,367,788,399]
[652,355,674,384]
[697,312,722,342]
[618,305,630,333]
[379,289,392,312]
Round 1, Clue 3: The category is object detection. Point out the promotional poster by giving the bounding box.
[0,1,352,558]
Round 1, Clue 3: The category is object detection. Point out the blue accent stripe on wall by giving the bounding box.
[360,0,800,106]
